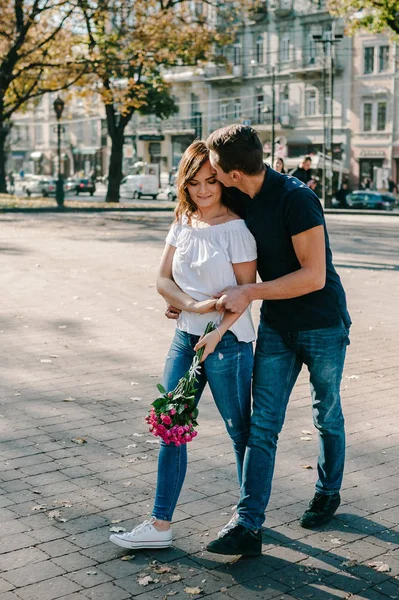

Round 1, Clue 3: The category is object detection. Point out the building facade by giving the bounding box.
[350,33,398,188]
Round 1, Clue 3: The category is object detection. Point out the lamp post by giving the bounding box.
[53,96,65,207]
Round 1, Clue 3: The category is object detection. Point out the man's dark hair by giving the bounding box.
[304,156,312,162]
[207,125,264,175]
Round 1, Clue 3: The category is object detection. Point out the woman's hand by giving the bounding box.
[194,330,221,362]
[191,298,218,314]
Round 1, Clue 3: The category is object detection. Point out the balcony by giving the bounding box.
[270,0,293,17]
[136,117,195,135]
[204,63,244,81]
[249,1,268,21]
[253,113,296,130]
[277,55,344,77]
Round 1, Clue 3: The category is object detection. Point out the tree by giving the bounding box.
[329,0,399,35]
[79,0,244,202]
[0,1,87,193]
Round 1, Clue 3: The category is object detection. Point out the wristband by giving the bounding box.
[216,326,222,341]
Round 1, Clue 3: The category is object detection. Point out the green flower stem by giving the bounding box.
[195,321,216,362]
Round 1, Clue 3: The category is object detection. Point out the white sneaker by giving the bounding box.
[217,512,239,538]
[109,517,172,549]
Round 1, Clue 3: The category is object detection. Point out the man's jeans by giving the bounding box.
[152,329,253,522]
[237,318,350,532]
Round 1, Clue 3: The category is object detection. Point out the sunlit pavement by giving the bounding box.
[0,211,398,600]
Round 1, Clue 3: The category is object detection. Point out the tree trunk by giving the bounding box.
[105,129,124,202]
[0,121,9,194]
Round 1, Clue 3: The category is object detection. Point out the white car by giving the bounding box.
[120,175,159,199]
[24,177,51,197]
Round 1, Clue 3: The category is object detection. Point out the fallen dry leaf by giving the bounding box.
[71,437,87,445]
[330,538,342,544]
[184,587,203,596]
[302,465,313,469]
[163,593,178,598]
[63,397,75,402]
[300,436,312,441]
[86,571,97,576]
[109,526,126,533]
[121,554,135,561]
[168,574,183,582]
[302,430,313,435]
[111,519,122,524]
[40,359,52,364]
[152,565,172,574]
[368,561,391,573]
[47,510,67,523]
[341,559,359,568]
[31,505,46,511]
[138,575,154,586]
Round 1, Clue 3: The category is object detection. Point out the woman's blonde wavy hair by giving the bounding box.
[174,140,232,224]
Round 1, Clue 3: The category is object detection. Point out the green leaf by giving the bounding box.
[157,384,166,394]
[177,403,186,415]
[152,398,166,410]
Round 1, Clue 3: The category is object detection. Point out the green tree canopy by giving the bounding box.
[329,0,399,35]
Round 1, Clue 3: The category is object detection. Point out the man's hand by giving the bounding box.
[215,285,252,314]
[194,330,220,362]
[165,305,181,320]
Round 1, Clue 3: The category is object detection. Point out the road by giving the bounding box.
[0,211,398,600]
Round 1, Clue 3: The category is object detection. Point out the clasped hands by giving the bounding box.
[164,285,251,320]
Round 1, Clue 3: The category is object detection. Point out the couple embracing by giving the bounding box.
[110,125,351,556]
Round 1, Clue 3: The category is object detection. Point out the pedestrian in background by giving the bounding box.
[292,156,312,184]
[274,157,286,174]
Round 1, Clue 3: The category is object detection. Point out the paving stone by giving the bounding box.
[15,576,82,600]
[2,560,66,588]
[0,547,49,572]
[36,539,81,558]
[80,582,131,600]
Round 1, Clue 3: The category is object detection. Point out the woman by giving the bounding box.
[110,141,257,550]
[274,157,286,173]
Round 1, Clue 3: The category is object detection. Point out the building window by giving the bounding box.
[379,46,389,72]
[280,86,289,116]
[364,47,374,74]
[234,99,241,119]
[377,102,387,131]
[363,102,373,131]
[305,89,316,116]
[256,94,264,123]
[255,35,264,64]
[220,103,229,120]
[233,40,242,65]
[34,124,43,144]
[280,34,290,63]
[307,33,317,64]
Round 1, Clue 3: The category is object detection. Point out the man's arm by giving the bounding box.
[216,225,326,314]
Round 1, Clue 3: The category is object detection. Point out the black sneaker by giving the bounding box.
[206,524,262,556]
[299,492,341,528]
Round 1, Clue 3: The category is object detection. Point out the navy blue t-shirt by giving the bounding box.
[230,167,351,332]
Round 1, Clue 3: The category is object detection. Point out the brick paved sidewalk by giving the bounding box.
[1,212,398,600]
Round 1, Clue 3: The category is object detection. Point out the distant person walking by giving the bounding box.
[335,182,350,208]
[292,156,312,185]
[8,172,15,194]
[274,158,286,174]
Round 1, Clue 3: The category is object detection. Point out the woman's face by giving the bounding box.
[275,159,283,172]
[186,159,223,210]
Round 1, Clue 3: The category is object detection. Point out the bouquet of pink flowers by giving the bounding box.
[146,322,215,446]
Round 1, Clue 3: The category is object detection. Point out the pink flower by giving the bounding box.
[177,426,184,436]
[169,408,176,415]
[160,414,172,425]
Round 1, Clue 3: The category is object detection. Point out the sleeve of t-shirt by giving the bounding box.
[165,221,181,247]
[226,224,257,264]
[283,187,325,237]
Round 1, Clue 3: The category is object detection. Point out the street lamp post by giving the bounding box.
[53,96,65,207]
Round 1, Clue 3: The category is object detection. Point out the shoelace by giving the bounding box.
[120,517,156,538]
[218,512,239,537]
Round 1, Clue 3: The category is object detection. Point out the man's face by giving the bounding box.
[209,151,235,187]
[303,159,312,171]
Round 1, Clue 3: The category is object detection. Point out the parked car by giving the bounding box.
[25,176,51,197]
[164,183,177,201]
[120,174,159,199]
[345,191,395,211]
[75,178,96,196]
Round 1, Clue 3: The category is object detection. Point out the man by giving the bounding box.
[204,125,351,556]
[292,155,312,184]
[335,181,350,208]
